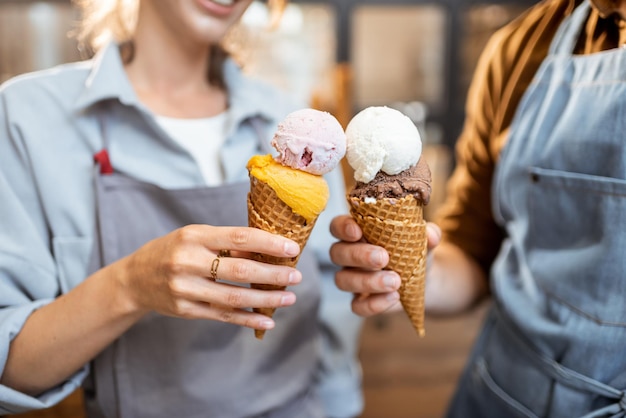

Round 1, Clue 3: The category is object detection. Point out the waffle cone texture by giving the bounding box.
[247,175,317,339]
[348,195,428,337]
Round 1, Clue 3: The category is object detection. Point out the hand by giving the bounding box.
[113,225,302,331]
[329,215,441,317]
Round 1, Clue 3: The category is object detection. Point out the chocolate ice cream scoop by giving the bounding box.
[349,156,431,204]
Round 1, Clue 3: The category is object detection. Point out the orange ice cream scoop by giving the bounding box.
[246,154,329,223]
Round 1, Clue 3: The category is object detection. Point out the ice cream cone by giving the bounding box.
[348,195,428,337]
[247,176,317,339]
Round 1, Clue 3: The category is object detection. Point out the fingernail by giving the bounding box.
[428,223,442,241]
[260,320,274,329]
[346,223,359,240]
[369,249,384,266]
[288,271,301,284]
[281,294,296,305]
[386,291,400,302]
[383,273,399,289]
[284,241,300,257]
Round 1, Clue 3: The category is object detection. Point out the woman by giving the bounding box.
[0,1,361,417]
[331,0,626,416]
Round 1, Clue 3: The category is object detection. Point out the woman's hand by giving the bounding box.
[114,224,302,331]
[329,215,441,317]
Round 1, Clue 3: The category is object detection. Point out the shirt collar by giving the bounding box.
[74,42,141,111]
[75,42,287,127]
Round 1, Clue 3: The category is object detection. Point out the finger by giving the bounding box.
[182,225,300,258]
[205,256,302,286]
[329,215,362,242]
[172,300,277,330]
[335,269,400,294]
[330,241,389,270]
[351,292,400,317]
[208,283,298,309]
[170,276,298,309]
[426,222,442,250]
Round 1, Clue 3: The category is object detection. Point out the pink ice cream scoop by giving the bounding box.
[271,108,346,175]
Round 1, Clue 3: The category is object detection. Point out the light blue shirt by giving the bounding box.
[0,43,363,416]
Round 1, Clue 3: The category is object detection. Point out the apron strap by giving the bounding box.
[580,403,626,418]
[548,0,591,56]
[493,303,626,416]
[94,103,114,175]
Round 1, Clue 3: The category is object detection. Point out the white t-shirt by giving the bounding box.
[154,113,228,186]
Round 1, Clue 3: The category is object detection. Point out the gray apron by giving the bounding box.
[83,113,325,418]
[447,2,626,417]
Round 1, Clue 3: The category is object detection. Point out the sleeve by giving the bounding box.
[433,29,507,275]
[434,0,571,275]
[310,165,365,418]
[0,88,89,413]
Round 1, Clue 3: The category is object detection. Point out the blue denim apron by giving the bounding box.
[446,2,626,417]
[83,113,324,418]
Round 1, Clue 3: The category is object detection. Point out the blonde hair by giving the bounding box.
[73,0,139,55]
[72,0,287,87]
[73,0,287,54]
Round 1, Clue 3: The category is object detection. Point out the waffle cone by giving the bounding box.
[248,175,317,339]
[348,195,428,337]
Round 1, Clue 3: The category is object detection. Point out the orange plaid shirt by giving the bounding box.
[436,0,626,274]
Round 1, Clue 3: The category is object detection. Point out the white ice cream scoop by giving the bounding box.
[345,106,422,183]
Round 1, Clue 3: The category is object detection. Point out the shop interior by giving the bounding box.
[0,0,536,416]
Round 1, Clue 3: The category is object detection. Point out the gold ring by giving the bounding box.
[210,250,230,281]
[210,257,220,281]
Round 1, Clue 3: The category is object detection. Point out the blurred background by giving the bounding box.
[0,0,535,416]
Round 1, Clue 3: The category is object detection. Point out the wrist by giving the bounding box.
[105,256,149,319]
